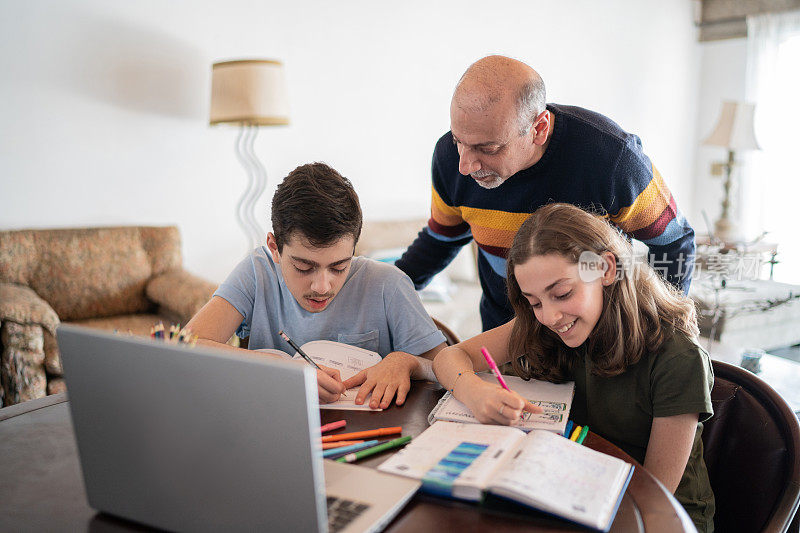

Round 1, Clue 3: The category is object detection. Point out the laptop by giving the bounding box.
[57,324,420,532]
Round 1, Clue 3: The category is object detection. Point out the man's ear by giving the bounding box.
[266,232,281,264]
[532,110,551,146]
[600,251,617,286]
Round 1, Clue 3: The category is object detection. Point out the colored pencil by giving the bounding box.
[335,436,412,463]
[321,427,402,443]
[563,420,574,438]
[320,420,346,434]
[570,426,582,442]
[322,440,378,458]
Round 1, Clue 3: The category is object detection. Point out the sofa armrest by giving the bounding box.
[145,270,217,324]
[0,283,60,335]
[0,283,57,405]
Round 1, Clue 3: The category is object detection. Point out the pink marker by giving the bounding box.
[320,420,346,434]
[481,346,511,391]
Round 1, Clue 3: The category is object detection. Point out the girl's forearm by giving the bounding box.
[433,345,482,394]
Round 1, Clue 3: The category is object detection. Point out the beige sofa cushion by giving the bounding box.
[0,226,181,321]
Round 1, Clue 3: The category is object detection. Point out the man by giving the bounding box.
[187,162,446,409]
[396,55,695,331]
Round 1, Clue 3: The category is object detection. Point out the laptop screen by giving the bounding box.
[58,324,327,532]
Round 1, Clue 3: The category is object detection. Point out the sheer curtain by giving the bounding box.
[744,10,800,283]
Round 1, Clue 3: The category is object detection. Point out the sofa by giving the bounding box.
[0,226,217,406]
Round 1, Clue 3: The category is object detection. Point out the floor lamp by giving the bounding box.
[702,101,760,242]
[210,59,289,250]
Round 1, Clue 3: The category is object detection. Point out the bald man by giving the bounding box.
[395,56,695,331]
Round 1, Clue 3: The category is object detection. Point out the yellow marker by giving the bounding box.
[570,425,582,441]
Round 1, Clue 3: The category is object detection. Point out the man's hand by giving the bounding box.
[342,352,418,409]
[317,365,347,404]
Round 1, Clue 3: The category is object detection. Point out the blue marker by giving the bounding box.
[563,420,574,438]
[322,439,379,459]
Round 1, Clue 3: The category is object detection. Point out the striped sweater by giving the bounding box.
[396,104,695,331]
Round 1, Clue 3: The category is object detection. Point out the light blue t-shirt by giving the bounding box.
[213,248,446,357]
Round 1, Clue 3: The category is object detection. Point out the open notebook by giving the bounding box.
[379,421,633,532]
[428,374,575,434]
[259,340,382,411]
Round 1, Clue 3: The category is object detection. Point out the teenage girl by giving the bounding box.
[432,203,715,531]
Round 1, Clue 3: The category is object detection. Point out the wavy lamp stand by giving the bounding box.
[210,59,290,251]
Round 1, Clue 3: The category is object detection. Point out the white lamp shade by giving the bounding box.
[210,59,289,126]
[703,101,760,151]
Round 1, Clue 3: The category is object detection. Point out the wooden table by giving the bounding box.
[0,385,694,532]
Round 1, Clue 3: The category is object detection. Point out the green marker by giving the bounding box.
[576,425,589,445]
[335,436,412,463]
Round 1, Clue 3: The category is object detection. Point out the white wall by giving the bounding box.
[690,38,748,233]
[0,0,700,283]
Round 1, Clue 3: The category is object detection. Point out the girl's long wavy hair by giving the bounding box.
[507,203,698,382]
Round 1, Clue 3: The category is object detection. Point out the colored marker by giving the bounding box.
[335,436,412,463]
[576,425,589,445]
[322,440,378,458]
[321,440,364,450]
[570,425,582,442]
[322,426,402,443]
[481,347,510,391]
[563,420,574,438]
[320,420,346,434]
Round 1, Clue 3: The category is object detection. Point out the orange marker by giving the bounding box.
[321,440,365,450]
[321,426,402,443]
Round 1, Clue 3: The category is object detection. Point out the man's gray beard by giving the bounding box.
[474,174,505,189]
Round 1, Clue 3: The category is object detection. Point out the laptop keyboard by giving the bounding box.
[327,496,371,533]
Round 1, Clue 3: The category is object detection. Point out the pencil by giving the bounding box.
[335,436,412,463]
[321,427,402,443]
[569,425,582,442]
[576,425,589,445]
[278,330,321,369]
[278,329,348,398]
[563,420,574,438]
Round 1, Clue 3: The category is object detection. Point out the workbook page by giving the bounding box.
[292,340,383,411]
[487,430,632,530]
[298,340,381,381]
[429,374,573,433]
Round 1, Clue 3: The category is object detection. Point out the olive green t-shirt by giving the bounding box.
[569,331,715,532]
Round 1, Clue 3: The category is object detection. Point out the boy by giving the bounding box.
[187,162,447,409]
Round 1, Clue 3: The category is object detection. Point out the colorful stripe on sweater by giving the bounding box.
[427,164,685,277]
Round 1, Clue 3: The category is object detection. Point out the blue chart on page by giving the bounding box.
[421,442,489,497]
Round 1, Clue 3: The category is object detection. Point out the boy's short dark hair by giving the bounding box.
[271,162,363,252]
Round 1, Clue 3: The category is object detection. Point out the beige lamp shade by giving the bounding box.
[210,59,289,126]
[703,101,760,151]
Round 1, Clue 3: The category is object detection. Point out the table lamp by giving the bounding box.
[702,101,760,242]
[210,59,289,250]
